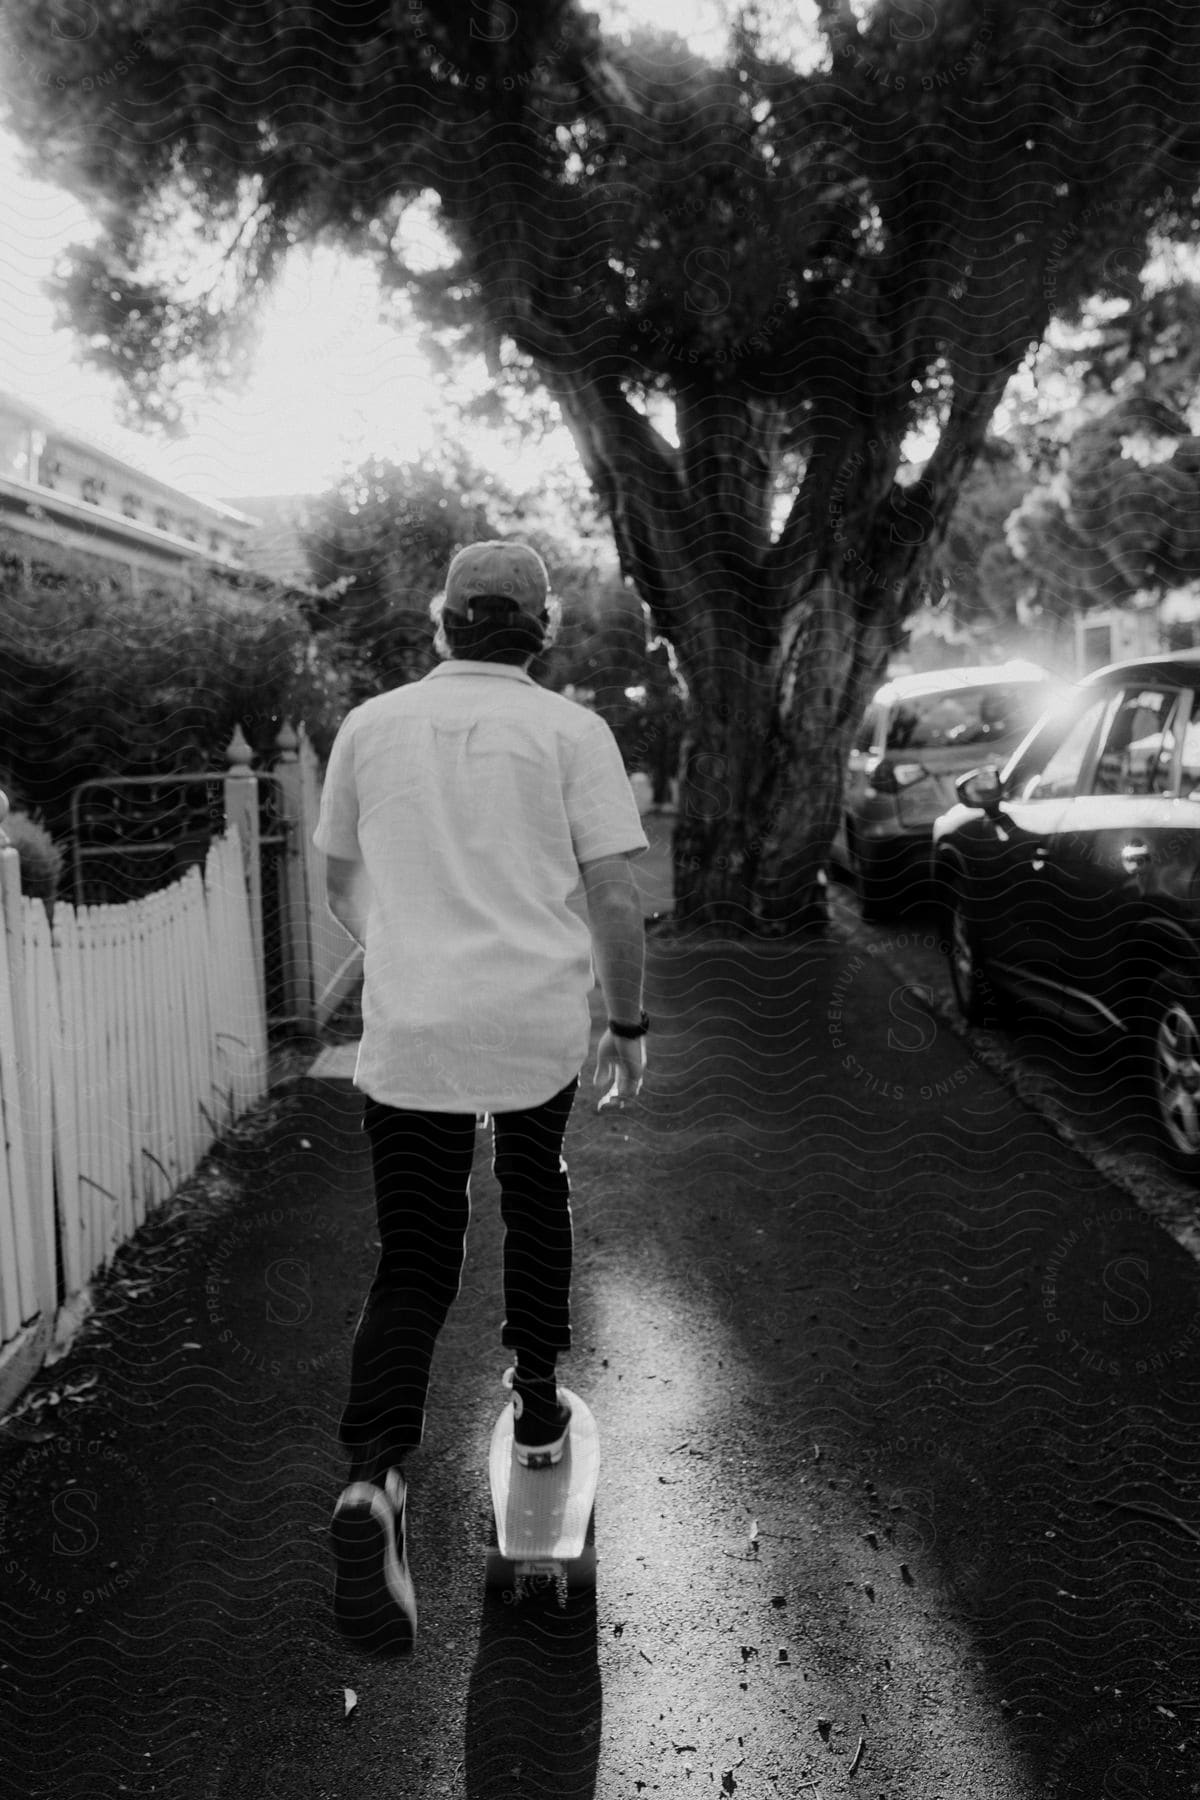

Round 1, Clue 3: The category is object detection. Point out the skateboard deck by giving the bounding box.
[486,1387,599,1600]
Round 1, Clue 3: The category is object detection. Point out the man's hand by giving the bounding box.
[594,1028,646,1110]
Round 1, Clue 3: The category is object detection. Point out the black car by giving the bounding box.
[931,651,1200,1175]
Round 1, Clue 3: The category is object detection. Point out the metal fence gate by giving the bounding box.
[66,724,361,1030]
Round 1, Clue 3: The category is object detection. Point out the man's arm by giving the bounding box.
[580,852,646,1098]
[324,853,368,950]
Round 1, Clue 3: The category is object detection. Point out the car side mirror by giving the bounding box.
[956,765,1003,814]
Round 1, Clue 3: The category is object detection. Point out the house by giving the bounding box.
[1074,582,1200,673]
[1074,597,1164,673]
[0,391,259,591]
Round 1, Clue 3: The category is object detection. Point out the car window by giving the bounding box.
[1015,696,1111,800]
[884,683,1043,753]
[1177,694,1200,797]
[1088,689,1181,796]
[854,707,879,755]
[883,703,918,750]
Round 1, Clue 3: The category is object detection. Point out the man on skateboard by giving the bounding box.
[314,540,649,1656]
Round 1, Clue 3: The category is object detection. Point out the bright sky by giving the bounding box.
[0,132,469,501]
[0,0,750,505]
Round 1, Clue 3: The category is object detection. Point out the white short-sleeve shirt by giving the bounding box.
[313,660,649,1112]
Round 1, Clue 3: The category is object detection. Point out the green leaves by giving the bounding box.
[8,0,1200,440]
[299,454,510,702]
[0,540,347,843]
[7,1,1200,929]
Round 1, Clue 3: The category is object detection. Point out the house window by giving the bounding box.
[154,507,171,533]
[121,492,141,520]
[81,475,106,505]
[1080,622,1112,672]
[0,418,32,481]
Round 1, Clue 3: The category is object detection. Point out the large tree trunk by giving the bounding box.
[437,38,1044,942]
[553,363,1008,936]
[665,405,1007,934]
[669,563,901,935]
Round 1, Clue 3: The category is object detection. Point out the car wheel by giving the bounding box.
[943,878,1006,1027]
[1137,969,1200,1178]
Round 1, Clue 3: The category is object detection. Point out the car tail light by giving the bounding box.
[867,759,927,794]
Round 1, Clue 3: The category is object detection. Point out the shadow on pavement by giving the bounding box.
[8,865,1200,1796]
[629,930,1200,1795]
[463,1581,601,1798]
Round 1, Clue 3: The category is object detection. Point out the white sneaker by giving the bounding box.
[330,1468,417,1655]
[503,1366,572,1469]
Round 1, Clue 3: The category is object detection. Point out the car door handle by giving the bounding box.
[1120,839,1152,872]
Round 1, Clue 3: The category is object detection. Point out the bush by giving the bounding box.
[3,810,64,902]
[0,538,350,849]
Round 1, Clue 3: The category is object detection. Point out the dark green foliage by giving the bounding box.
[13,2,1199,472]
[924,439,1036,642]
[1004,281,1200,620]
[298,455,683,779]
[7,1,1200,927]
[2,810,64,903]
[300,455,514,703]
[0,535,347,848]
[921,277,1200,656]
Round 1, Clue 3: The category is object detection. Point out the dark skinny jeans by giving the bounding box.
[341,1079,577,1479]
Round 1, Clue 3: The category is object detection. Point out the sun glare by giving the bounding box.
[0,3,826,502]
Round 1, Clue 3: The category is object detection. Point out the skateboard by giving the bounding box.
[486,1387,599,1603]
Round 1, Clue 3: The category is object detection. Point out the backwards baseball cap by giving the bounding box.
[443,540,550,622]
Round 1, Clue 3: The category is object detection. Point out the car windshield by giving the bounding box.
[884,683,1044,752]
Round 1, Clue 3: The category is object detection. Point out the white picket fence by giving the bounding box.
[220,720,361,1031]
[0,824,268,1411]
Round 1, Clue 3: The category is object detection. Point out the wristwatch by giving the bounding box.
[608,1011,650,1039]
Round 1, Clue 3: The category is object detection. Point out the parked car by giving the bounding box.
[931,650,1200,1175]
[834,660,1061,918]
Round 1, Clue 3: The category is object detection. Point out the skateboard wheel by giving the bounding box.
[483,1548,595,1597]
[567,1545,597,1592]
[484,1550,513,1590]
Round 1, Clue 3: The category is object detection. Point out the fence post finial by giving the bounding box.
[225,725,254,774]
[275,721,299,763]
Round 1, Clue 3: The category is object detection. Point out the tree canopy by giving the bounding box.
[999,281,1200,629]
[922,437,1036,649]
[8,0,1200,930]
[300,452,520,702]
[297,447,676,732]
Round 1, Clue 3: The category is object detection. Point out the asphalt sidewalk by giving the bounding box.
[2,887,1200,1798]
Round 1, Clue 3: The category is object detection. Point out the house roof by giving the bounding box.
[0,390,257,526]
